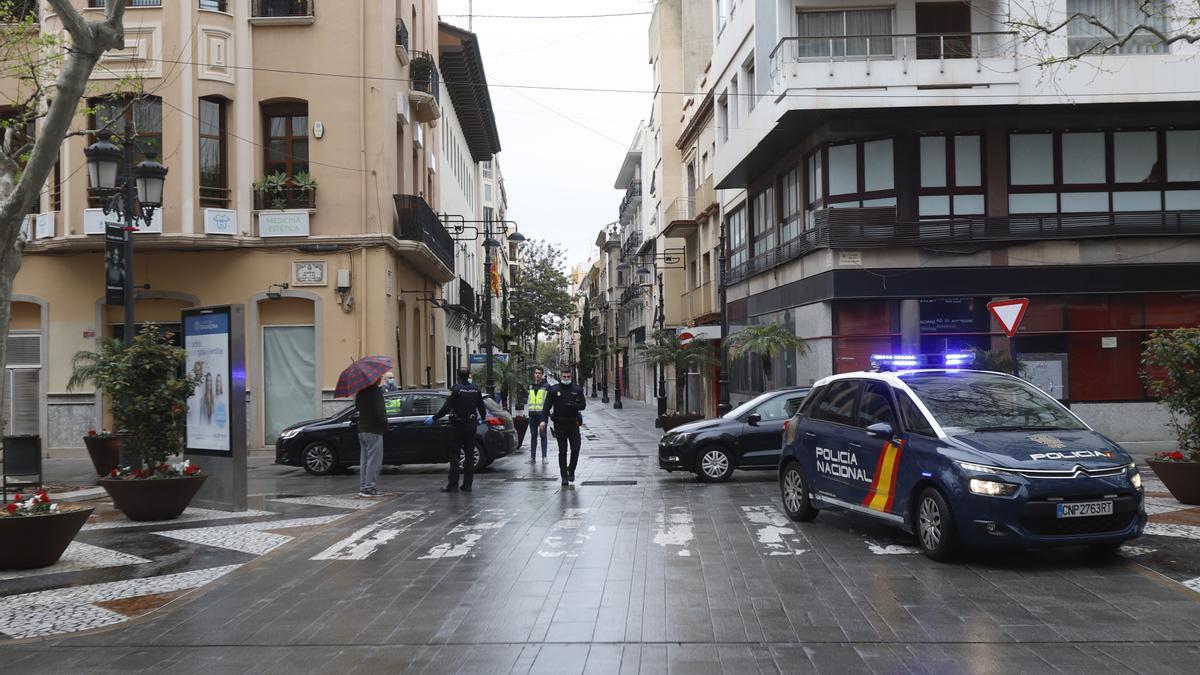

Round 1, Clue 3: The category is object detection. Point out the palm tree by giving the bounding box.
[639,329,719,414]
[726,324,807,392]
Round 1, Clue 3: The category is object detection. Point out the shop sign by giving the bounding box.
[259,211,310,238]
[920,298,978,333]
[204,208,238,235]
[292,260,327,286]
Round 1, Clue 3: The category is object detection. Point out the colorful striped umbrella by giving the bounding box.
[335,355,392,398]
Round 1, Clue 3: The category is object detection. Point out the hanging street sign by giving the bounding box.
[988,298,1030,338]
[104,221,126,306]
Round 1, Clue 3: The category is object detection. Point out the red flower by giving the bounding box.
[36,490,49,503]
[13,493,23,502]
[87,429,97,436]
[108,468,120,478]
[1170,451,1185,460]
[158,463,171,473]
[4,503,16,514]
[185,465,200,476]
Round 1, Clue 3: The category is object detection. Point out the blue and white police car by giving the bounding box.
[778,354,1146,561]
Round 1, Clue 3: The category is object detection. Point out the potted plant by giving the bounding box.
[291,170,317,208]
[1142,328,1200,504]
[69,323,206,521]
[82,429,122,477]
[410,52,434,91]
[0,490,94,570]
[253,170,290,210]
[640,329,718,431]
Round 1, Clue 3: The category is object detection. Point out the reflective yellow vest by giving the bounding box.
[527,385,548,411]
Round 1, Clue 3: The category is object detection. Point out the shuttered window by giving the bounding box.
[4,333,40,436]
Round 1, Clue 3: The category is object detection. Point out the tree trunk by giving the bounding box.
[761,354,772,392]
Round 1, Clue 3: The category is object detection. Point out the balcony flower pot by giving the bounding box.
[513,415,529,446]
[1,491,94,570]
[82,430,122,477]
[1146,455,1200,505]
[656,413,704,432]
[99,470,207,522]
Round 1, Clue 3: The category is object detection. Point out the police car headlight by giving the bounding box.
[280,428,302,441]
[1128,463,1143,490]
[664,432,694,446]
[969,478,1019,497]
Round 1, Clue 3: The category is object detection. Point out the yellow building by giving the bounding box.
[8,1,484,449]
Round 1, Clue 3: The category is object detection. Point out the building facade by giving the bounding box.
[707,0,1200,440]
[7,1,510,449]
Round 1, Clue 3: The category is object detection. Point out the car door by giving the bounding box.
[739,392,808,467]
[803,379,863,499]
[400,394,451,463]
[849,381,903,513]
[381,394,409,463]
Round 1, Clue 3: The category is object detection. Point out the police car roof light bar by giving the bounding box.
[869,352,976,371]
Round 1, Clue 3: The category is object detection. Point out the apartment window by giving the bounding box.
[1067,0,1168,56]
[919,134,985,218]
[199,97,228,208]
[482,160,493,179]
[729,77,739,131]
[717,93,729,143]
[1008,129,1200,214]
[807,138,896,214]
[780,166,801,243]
[252,0,314,18]
[484,183,493,202]
[750,187,775,256]
[796,8,893,59]
[716,0,727,34]
[88,1,161,6]
[262,101,308,178]
[199,1,228,11]
[727,206,748,270]
[88,96,162,207]
[745,59,756,111]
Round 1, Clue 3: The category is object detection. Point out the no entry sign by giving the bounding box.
[988,298,1029,338]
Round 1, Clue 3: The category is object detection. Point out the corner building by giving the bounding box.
[711,0,1200,441]
[10,1,458,449]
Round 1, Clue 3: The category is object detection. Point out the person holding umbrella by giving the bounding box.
[336,356,392,498]
[425,366,487,492]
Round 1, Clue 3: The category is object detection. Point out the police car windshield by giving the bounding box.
[901,372,1084,436]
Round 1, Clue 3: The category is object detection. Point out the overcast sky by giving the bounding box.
[438,0,653,270]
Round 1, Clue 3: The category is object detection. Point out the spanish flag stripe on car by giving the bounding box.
[862,439,906,513]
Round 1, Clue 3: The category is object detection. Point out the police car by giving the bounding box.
[778,354,1146,561]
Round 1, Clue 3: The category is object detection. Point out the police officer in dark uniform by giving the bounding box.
[541,367,587,486]
[426,367,487,492]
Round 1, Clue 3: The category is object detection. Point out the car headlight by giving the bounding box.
[969,478,1019,497]
[280,428,302,440]
[664,432,694,446]
[1128,463,1142,489]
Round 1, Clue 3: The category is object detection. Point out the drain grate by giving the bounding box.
[505,477,560,482]
[587,454,649,459]
[579,480,638,486]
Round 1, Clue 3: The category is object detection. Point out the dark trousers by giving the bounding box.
[447,423,476,488]
[553,419,582,477]
[528,412,548,457]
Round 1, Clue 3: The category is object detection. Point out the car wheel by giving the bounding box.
[302,441,338,476]
[780,462,818,522]
[915,487,960,562]
[696,446,734,482]
[474,443,488,472]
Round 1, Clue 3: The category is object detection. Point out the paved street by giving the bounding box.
[5,397,1200,673]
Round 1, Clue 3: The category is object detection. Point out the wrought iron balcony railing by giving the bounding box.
[394,194,454,272]
[409,50,440,100]
[251,0,314,19]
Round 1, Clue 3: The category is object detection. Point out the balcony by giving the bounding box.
[620,229,642,261]
[250,0,315,26]
[662,197,698,239]
[684,281,715,322]
[395,17,410,66]
[408,50,441,123]
[394,194,455,281]
[618,183,642,224]
[694,177,717,221]
[769,32,1018,108]
[252,185,316,211]
[200,186,232,209]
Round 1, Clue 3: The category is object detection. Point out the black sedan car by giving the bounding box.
[658,388,810,482]
[276,389,518,475]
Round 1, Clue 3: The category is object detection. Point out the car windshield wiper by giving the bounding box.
[972,425,1064,432]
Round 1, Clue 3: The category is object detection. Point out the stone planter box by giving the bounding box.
[0,507,94,570]
[83,435,122,477]
[1146,459,1200,505]
[99,475,207,521]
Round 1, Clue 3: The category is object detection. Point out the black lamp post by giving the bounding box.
[85,114,168,346]
[612,306,623,410]
[636,260,667,416]
[599,300,610,403]
[717,215,731,415]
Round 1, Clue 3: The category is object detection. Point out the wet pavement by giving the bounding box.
[4,396,1200,673]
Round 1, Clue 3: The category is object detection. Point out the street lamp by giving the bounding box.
[598,300,610,403]
[85,113,169,346]
[717,215,731,415]
[481,219,526,400]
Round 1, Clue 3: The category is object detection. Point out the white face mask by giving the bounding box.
[561,378,573,386]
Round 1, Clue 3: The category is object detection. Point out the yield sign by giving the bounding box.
[988,298,1029,338]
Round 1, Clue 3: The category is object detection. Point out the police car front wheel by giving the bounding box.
[780,463,818,522]
[915,487,960,561]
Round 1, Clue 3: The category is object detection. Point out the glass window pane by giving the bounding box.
[920,136,946,188]
[863,139,893,192]
[292,115,308,137]
[1114,131,1158,183]
[1062,132,1106,184]
[1113,190,1162,211]
[1009,134,1053,185]
[199,99,220,136]
[954,136,982,187]
[269,116,287,137]
[292,140,308,162]
[953,194,985,215]
[862,197,897,207]
[1061,192,1108,212]
[1166,190,1200,210]
[828,144,857,195]
[919,195,950,216]
[267,140,287,162]
[199,137,221,179]
[1167,130,1200,182]
[1009,193,1057,214]
[135,99,162,132]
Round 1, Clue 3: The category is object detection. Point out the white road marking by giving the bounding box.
[155,515,346,555]
[866,541,921,555]
[741,505,808,556]
[653,506,694,556]
[419,509,510,560]
[1144,523,1200,540]
[537,508,592,558]
[311,510,428,561]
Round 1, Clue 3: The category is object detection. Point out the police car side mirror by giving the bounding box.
[349,412,360,424]
[865,422,893,438]
[747,413,762,426]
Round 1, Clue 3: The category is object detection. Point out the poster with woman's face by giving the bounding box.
[185,312,231,452]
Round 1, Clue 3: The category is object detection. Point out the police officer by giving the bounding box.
[426,367,487,492]
[541,367,587,486]
[526,366,550,463]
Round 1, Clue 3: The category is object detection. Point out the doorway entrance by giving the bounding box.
[262,325,315,444]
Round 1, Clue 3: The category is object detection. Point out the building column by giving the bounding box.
[900,299,921,354]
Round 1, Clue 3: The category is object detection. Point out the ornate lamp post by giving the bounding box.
[598,300,610,403]
[717,215,731,415]
[637,260,668,416]
[85,114,169,346]
[481,217,525,400]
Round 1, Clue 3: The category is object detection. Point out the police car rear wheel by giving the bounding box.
[302,441,338,476]
[916,487,959,561]
[781,463,818,522]
[697,447,734,482]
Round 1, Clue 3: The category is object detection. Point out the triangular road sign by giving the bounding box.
[988,298,1029,338]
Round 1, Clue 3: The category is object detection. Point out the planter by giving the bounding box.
[656,414,704,432]
[1146,459,1200,505]
[83,436,122,477]
[513,416,529,446]
[0,507,94,570]
[98,475,208,521]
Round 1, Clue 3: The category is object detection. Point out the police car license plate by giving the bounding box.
[1056,501,1113,518]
